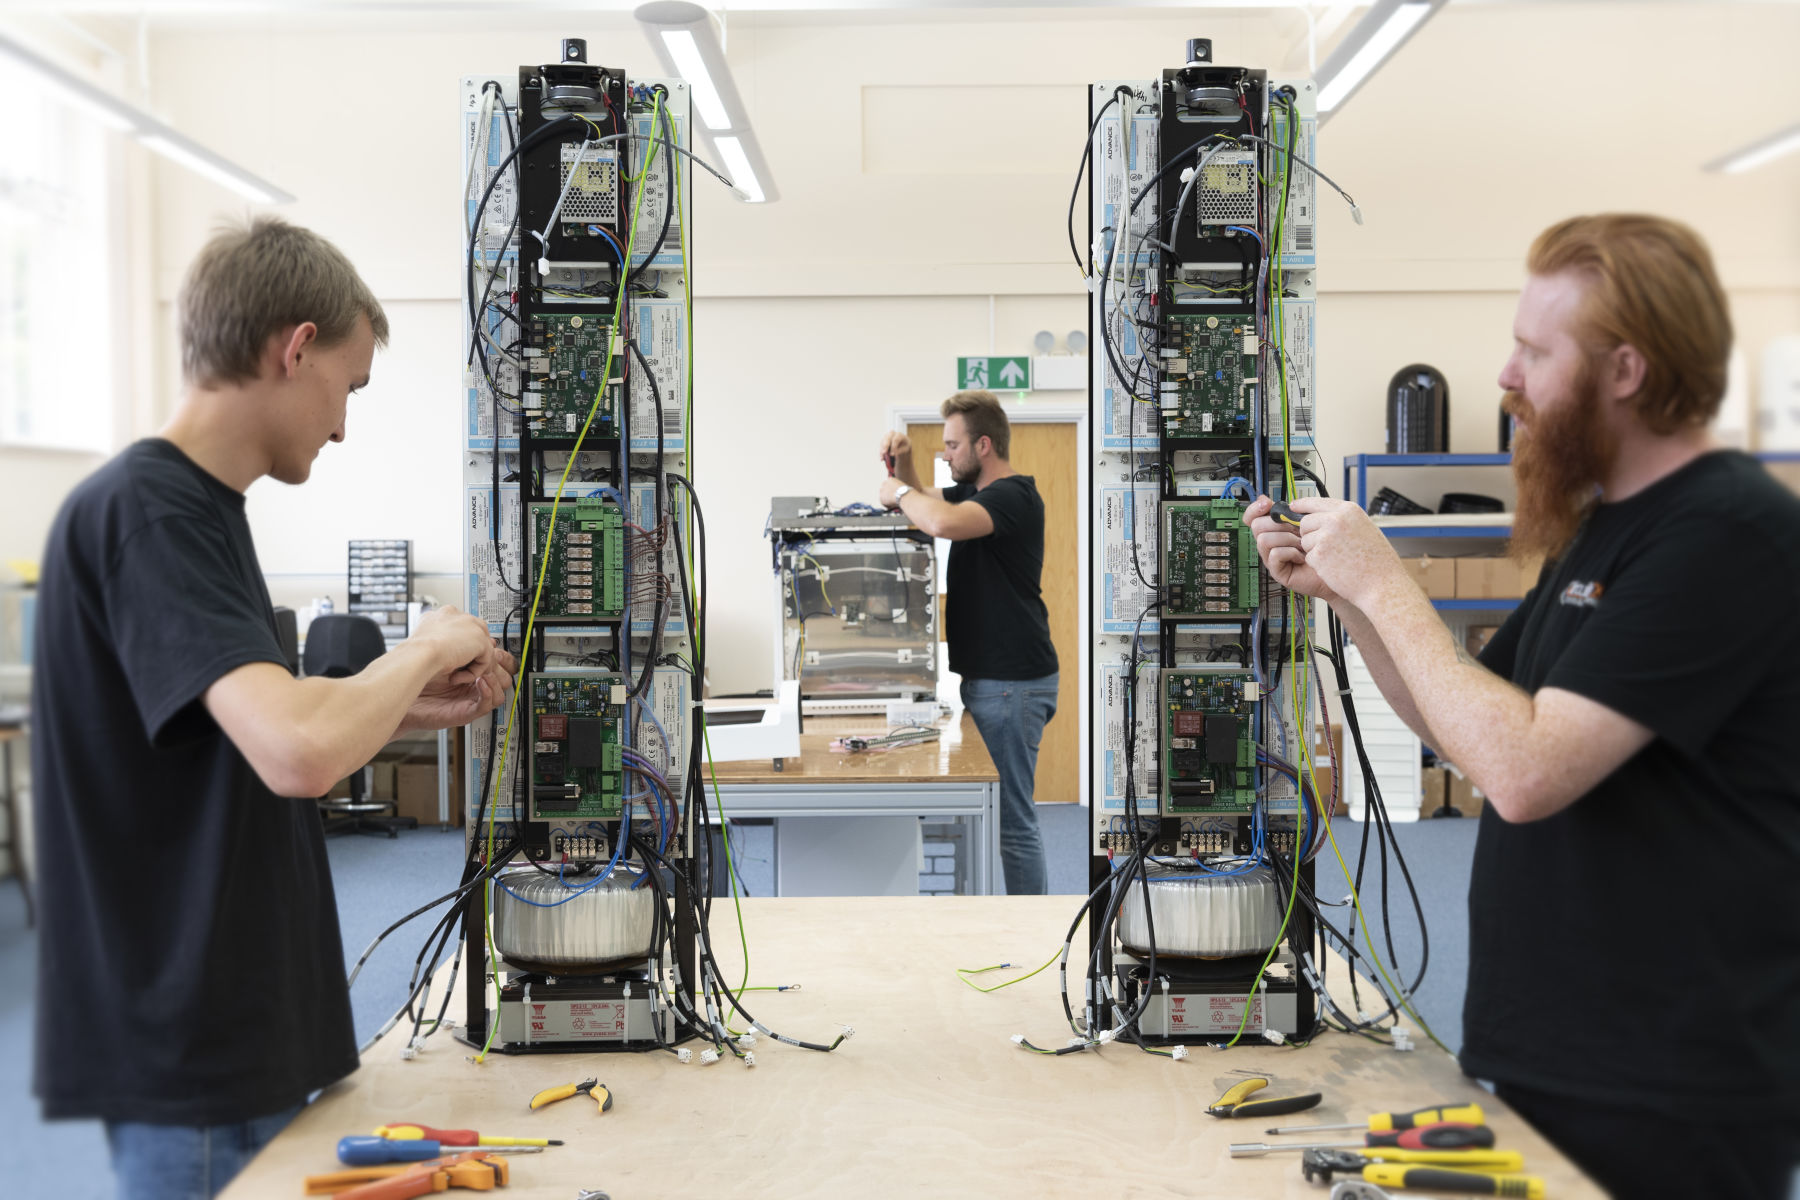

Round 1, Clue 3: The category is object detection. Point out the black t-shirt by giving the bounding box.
[942,476,1058,680]
[31,438,358,1124]
[1463,451,1800,1114]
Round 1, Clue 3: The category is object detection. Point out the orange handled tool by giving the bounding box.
[306,1152,509,1197]
[373,1124,561,1147]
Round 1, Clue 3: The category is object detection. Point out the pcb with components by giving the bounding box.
[1160,668,1256,812]
[528,672,625,820]
[1162,499,1258,618]
[1161,312,1256,438]
[530,497,624,619]
[523,312,623,440]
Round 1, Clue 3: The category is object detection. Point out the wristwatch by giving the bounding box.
[893,484,912,503]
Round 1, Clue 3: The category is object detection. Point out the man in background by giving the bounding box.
[32,216,513,1200]
[878,391,1058,894]
[1247,214,1800,1199]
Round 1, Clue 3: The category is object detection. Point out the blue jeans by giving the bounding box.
[961,673,1058,895]
[107,1105,301,1200]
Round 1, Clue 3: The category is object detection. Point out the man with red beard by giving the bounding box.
[1247,214,1800,1200]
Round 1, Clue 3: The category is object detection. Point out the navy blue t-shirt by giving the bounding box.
[1464,451,1800,1115]
[31,438,357,1124]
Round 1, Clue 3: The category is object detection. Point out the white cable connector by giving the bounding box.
[676,1047,694,1063]
[736,1034,757,1048]
[1171,1045,1190,1061]
[1391,1029,1415,1052]
[699,1048,720,1065]
[1096,1028,1120,1045]
[1010,1034,1026,1045]
[742,1051,757,1068]
[400,1046,418,1061]
[1263,1029,1287,1046]
[1067,1036,1087,1048]
[839,1024,856,1041]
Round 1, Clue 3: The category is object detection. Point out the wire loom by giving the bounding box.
[492,866,657,972]
[1117,865,1284,959]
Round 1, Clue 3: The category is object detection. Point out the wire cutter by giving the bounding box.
[529,1078,614,1113]
[1207,1076,1322,1120]
[305,1151,510,1197]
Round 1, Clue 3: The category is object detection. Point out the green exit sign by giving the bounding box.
[956,356,1030,391]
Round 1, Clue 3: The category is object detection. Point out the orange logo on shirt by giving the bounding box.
[1559,581,1604,608]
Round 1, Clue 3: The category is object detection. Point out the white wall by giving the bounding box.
[11,2,1792,686]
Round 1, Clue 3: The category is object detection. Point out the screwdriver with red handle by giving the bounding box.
[372,1122,562,1147]
[1230,1123,1497,1156]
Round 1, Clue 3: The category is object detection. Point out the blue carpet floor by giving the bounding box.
[1,811,1476,1198]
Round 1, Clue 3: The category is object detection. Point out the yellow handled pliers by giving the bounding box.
[1207,1076,1322,1119]
[529,1078,614,1113]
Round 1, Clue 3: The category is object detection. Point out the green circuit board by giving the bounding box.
[1159,312,1256,439]
[523,312,624,440]
[1162,499,1258,618]
[528,672,625,820]
[529,498,624,620]
[1160,669,1256,813]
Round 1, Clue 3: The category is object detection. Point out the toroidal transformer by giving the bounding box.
[492,865,657,973]
[1117,864,1283,958]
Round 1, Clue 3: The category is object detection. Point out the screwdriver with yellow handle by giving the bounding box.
[373,1122,562,1147]
[529,1078,614,1113]
[1267,1101,1485,1134]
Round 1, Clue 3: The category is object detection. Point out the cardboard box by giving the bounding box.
[1420,765,1450,813]
[1401,555,1456,599]
[1313,723,1347,816]
[1448,769,1487,818]
[1454,557,1523,600]
[1516,553,1546,595]
[1465,625,1501,657]
[371,760,398,801]
[395,753,464,827]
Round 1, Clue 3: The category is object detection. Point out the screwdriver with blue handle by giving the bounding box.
[338,1136,543,1166]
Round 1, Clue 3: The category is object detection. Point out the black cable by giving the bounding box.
[626,86,675,287]
[1068,87,1128,273]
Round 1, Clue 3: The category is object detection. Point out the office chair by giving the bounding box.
[303,613,417,838]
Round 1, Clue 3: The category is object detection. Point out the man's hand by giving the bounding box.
[409,605,498,681]
[1246,495,1340,603]
[1284,497,1406,610]
[879,430,911,464]
[879,475,907,509]
[401,649,517,733]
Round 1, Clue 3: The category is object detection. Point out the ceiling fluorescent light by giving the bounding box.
[660,30,730,131]
[0,30,293,203]
[1316,0,1442,115]
[136,134,288,205]
[0,32,136,132]
[636,0,779,202]
[712,136,764,204]
[1706,124,1800,175]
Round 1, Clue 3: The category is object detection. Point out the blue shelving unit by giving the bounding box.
[1378,522,1511,539]
[1757,451,1800,464]
[1433,598,1521,612]
[1343,452,1511,509]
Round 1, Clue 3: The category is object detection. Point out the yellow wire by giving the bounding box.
[956,947,1061,994]
[475,92,665,1063]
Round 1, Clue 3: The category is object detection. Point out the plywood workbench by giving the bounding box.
[224,896,1601,1199]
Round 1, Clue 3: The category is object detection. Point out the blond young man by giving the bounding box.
[878,392,1059,894]
[1249,215,1800,1199]
[32,217,513,1200]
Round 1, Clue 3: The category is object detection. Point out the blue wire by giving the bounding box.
[495,805,632,907]
[1222,476,1257,503]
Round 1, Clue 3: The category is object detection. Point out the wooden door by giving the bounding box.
[908,421,1079,805]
